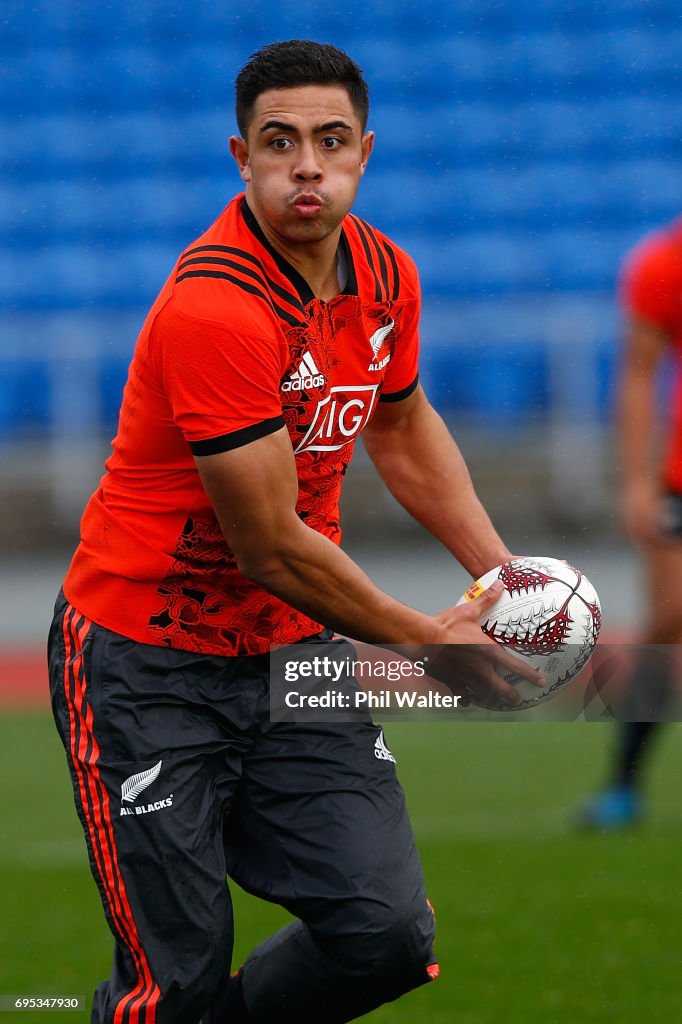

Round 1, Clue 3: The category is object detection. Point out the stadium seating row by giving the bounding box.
[4,29,682,115]
[0,224,642,310]
[3,160,679,244]
[0,338,616,439]
[1,0,675,51]
[3,97,681,180]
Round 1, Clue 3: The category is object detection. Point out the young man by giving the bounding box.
[48,41,541,1023]
[580,217,682,829]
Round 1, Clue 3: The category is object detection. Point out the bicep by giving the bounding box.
[363,383,427,441]
[362,384,457,485]
[194,427,300,567]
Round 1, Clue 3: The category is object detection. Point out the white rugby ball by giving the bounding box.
[457,555,601,708]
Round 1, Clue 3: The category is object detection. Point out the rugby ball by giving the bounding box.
[457,556,601,708]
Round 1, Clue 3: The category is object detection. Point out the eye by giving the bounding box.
[321,137,343,150]
[270,137,293,151]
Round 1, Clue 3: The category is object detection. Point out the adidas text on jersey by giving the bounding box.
[281,351,326,392]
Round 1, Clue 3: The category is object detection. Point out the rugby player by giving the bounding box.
[48,40,541,1023]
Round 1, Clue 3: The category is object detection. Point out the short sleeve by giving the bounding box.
[620,234,682,334]
[379,276,421,403]
[153,303,286,453]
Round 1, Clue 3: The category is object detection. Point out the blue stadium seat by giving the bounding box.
[98,357,131,430]
[422,341,549,424]
[397,232,548,297]
[0,360,51,439]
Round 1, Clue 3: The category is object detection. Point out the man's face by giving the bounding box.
[230,85,374,246]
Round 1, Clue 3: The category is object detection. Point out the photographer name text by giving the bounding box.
[284,689,462,709]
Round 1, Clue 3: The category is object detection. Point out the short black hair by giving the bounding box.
[235,40,369,137]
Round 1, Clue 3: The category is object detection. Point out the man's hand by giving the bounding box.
[423,582,546,709]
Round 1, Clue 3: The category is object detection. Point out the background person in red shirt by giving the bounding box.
[580,218,682,829]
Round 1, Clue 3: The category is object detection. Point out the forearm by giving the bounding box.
[617,368,658,489]
[364,400,510,578]
[236,514,444,646]
[195,430,542,706]
[617,318,667,491]
[245,522,545,707]
[195,430,442,645]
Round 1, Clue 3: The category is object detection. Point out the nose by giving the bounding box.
[293,141,323,182]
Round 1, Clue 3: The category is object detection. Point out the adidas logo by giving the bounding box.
[374,730,396,764]
[281,351,326,392]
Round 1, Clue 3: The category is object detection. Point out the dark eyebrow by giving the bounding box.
[258,119,354,135]
[259,120,297,134]
[315,121,353,134]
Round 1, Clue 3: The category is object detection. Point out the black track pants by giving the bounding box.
[48,593,438,1024]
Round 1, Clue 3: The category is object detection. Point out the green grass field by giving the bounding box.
[1,715,681,1023]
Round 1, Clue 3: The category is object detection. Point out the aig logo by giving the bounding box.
[294,385,379,454]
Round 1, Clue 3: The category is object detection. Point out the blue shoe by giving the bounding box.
[577,785,642,830]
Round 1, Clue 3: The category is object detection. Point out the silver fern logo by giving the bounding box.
[121,760,162,804]
[368,320,395,358]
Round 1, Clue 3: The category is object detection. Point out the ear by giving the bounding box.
[359,131,375,175]
[229,135,251,183]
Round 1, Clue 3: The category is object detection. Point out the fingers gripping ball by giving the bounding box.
[457,556,602,708]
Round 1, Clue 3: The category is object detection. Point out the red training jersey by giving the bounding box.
[620,217,682,491]
[64,195,420,655]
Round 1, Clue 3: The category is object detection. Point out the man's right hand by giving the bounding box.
[424,581,546,709]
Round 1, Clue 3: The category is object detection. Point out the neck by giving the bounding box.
[246,199,342,301]
[273,237,341,301]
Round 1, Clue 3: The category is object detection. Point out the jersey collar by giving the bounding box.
[241,197,358,304]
